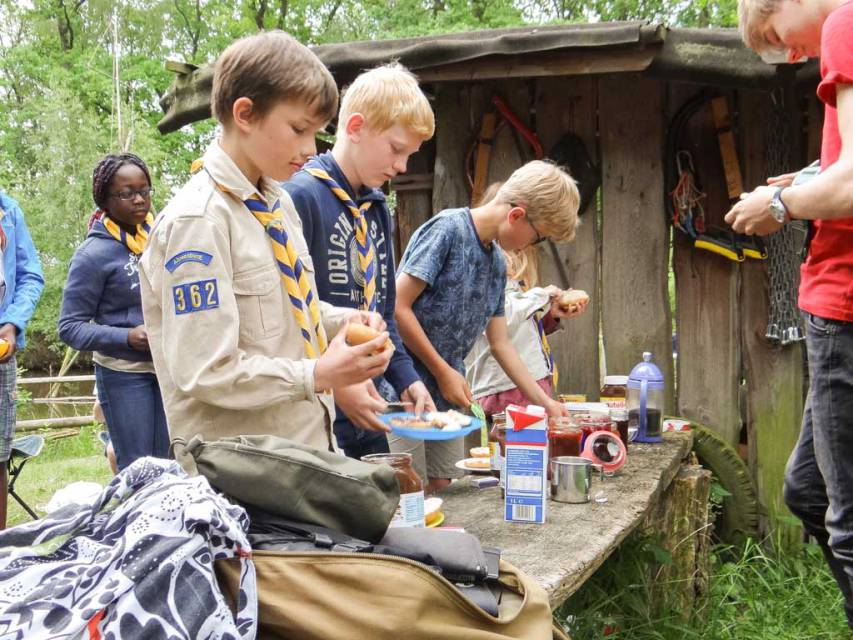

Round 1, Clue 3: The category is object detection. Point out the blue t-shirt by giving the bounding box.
[399,208,506,409]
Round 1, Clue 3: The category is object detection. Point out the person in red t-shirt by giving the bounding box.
[730,0,853,629]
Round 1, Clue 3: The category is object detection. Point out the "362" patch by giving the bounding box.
[173,279,219,315]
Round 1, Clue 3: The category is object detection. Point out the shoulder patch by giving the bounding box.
[166,250,213,273]
[173,278,219,315]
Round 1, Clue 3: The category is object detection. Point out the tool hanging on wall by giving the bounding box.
[670,150,706,238]
[665,92,767,262]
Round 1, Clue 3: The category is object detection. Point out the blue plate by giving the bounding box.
[381,412,483,441]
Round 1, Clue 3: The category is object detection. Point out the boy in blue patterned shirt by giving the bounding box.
[394,160,579,490]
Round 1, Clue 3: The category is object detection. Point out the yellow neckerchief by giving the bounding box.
[100,211,154,255]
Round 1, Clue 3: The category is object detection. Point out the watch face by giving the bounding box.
[770,192,787,223]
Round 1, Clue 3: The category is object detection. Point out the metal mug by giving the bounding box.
[550,456,592,503]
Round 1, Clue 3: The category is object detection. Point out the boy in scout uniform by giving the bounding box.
[139,31,392,471]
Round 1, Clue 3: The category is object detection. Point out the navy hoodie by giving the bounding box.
[284,153,420,397]
[58,217,151,362]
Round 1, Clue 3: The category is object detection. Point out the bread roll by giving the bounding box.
[345,323,394,353]
[558,289,590,309]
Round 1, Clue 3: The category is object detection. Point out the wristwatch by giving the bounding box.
[768,187,790,224]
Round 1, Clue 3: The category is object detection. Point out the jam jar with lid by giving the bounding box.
[548,417,582,458]
[600,375,628,408]
[361,453,424,527]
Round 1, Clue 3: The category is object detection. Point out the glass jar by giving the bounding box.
[488,412,507,478]
[600,375,628,408]
[489,418,511,494]
[361,453,424,528]
[548,417,582,458]
[609,408,629,445]
[575,412,614,449]
[558,393,587,404]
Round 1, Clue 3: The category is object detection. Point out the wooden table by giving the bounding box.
[439,432,697,608]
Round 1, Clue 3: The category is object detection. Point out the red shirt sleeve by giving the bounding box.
[817,2,853,108]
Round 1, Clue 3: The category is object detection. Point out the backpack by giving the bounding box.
[215,509,571,640]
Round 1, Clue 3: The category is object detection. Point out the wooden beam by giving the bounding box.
[671,85,742,447]
[16,416,97,432]
[417,48,658,83]
[17,374,95,385]
[739,88,804,547]
[599,74,674,410]
[432,83,485,211]
[394,148,435,263]
[534,75,601,399]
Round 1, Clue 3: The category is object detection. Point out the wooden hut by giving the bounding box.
[158,22,823,541]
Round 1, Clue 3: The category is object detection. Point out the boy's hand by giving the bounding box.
[401,381,436,416]
[127,325,150,351]
[345,310,386,333]
[435,367,473,409]
[334,380,390,433]
[544,397,569,418]
[314,326,393,391]
[0,323,17,363]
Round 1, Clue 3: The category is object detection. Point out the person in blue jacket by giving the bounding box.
[59,153,169,471]
[284,63,436,459]
[0,189,44,528]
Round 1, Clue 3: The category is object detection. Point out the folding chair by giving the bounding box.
[7,435,44,520]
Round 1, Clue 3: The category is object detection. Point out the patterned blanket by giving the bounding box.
[0,458,257,639]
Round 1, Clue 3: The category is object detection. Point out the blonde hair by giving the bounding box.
[478,181,541,287]
[212,30,338,126]
[494,160,579,243]
[339,63,435,139]
[738,0,782,51]
[503,246,541,288]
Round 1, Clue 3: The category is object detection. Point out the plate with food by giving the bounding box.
[454,457,493,474]
[380,410,483,440]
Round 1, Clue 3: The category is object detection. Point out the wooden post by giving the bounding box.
[738,89,804,547]
[534,75,601,399]
[599,74,674,410]
[432,82,485,211]
[670,85,742,447]
[641,463,712,619]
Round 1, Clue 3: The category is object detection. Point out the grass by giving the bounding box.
[7,424,113,528]
[560,534,851,640]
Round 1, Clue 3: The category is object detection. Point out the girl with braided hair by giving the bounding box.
[59,153,169,470]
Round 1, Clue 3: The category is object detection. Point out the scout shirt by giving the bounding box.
[139,141,350,472]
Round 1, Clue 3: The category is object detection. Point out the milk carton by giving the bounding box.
[504,404,548,524]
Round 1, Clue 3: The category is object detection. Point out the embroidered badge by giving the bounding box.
[166,250,213,273]
[173,279,219,315]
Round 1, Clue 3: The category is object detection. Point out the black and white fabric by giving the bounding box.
[0,457,257,640]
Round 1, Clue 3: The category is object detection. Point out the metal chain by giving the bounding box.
[764,90,805,346]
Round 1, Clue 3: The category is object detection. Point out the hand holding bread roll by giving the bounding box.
[557,289,590,309]
[345,323,394,354]
[548,288,590,319]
